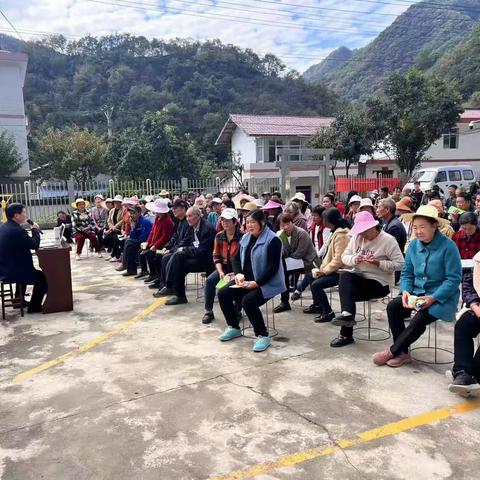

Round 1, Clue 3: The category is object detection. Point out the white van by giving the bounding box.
[404,165,476,195]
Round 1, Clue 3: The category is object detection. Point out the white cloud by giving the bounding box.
[1,0,415,72]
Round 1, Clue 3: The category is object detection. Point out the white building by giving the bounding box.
[0,50,29,178]
[364,109,480,177]
[216,114,334,203]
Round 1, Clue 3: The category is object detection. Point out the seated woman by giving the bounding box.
[284,202,308,232]
[303,208,350,322]
[217,209,285,352]
[373,205,462,367]
[56,211,73,243]
[90,194,108,250]
[273,213,318,313]
[71,198,101,260]
[262,200,283,233]
[330,211,405,348]
[449,251,480,395]
[452,212,480,261]
[202,208,243,324]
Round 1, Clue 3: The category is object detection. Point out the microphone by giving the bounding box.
[27,219,43,234]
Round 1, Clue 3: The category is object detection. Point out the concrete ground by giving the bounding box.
[1,236,480,479]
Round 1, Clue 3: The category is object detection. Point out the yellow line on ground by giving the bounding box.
[13,297,167,383]
[210,400,480,480]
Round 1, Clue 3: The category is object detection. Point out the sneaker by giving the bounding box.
[314,311,335,323]
[386,352,411,368]
[303,304,322,314]
[330,335,354,348]
[331,315,357,327]
[202,311,215,324]
[273,302,291,313]
[253,335,271,352]
[143,276,157,283]
[290,291,301,301]
[218,326,242,342]
[97,252,103,258]
[448,371,480,396]
[109,257,118,263]
[115,265,127,272]
[372,347,394,366]
[75,254,81,261]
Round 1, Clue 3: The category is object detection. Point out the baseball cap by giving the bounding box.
[220,208,238,220]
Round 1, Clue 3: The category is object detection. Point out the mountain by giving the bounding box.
[304,0,480,100]
[303,46,352,83]
[0,34,338,166]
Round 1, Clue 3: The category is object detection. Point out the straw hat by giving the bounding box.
[113,195,124,203]
[359,198,374,210]
[241,201,258,211]
[348,211,379,236]
[159,189,169,197]
[123,195,139,206]
[105,197,114,203]
[94,194,104,201]
[402,205,450,228]
[396,196,414,213]
[71,198,90,209]
[262,200,283,210]
[146,198,170,214]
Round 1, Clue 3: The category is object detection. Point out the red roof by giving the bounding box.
[216,114,333,144]
[459,109,480,123]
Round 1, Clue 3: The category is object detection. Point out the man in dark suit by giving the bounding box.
[156,206,216,305]
[0,203,47,313]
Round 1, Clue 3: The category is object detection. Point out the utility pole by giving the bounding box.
[102,105,114,139]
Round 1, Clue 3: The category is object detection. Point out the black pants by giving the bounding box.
[311,273,339,314]
[280,261,304,303]
[139,250,161,276]
[103,231,116,252]
[111,235,125,259]
[218,281,268,337]
[387,296,437,355]
[63,227,73,244]
[123,238,141,273]
[165,251,212,298]
[160,252,174,286]
[20,270,48,309]
[338,272,390,338]
[453,310,480,379]
[94,228,104,249]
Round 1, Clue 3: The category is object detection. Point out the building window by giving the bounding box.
[443,128,459,149]
[256,138,264,163]
[268,139,276,162]
[289,138,300,161]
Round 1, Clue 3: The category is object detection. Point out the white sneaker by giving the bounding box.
[75,254,81,261]
[97,252,103,258]
[109,257,117,263]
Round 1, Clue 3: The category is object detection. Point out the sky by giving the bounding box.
[1,0,416,72]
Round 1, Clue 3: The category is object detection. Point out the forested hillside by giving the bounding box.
[0,33,337,167]
[304,0,480,101]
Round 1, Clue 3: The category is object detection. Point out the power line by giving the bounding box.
[85,0,385,35]
[0,8,24,41]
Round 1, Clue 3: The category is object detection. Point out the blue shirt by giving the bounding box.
[129,215,153,242]
[400,231,462,321]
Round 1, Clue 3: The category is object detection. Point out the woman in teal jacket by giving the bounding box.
[373,205,462,368]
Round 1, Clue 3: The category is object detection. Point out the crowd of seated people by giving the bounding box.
[50,184,480,393]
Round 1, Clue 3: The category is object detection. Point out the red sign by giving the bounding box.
[336,178,402,193]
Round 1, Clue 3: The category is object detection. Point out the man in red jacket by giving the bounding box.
[136,198,174,281]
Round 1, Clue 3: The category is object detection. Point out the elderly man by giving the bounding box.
[376,198,407,254]
[156,206,216,305]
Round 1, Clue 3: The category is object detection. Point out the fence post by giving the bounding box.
[146,179,152,196]
[181,177,188,192]
[67,180,75,205]
[23,181,30,209]
[109,179,115,198]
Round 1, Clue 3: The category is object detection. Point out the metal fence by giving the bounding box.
[0,177,281,225]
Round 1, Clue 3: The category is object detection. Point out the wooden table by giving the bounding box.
[36,244,73,314]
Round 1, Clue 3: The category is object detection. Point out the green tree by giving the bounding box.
[310,104,374,177]
[0,131,23,177]
[107,110,207,180]
[34,125,108,182]
[367,69,463,175]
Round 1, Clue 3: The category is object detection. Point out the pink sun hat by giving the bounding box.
[348,211,379,236]
[262,200,283,210]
